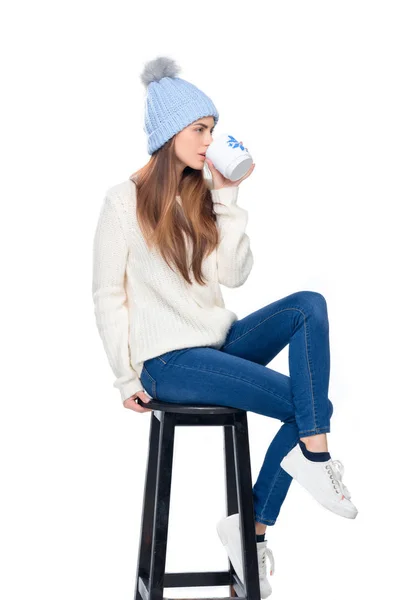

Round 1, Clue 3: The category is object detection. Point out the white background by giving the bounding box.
[1,1,399,599]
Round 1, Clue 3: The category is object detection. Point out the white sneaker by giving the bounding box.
[280,443,358,519]
[216,513,275,598]
[256,539,275,598]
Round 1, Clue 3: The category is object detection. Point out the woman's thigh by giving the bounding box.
[141,347,295,423]
[219,290,329,366]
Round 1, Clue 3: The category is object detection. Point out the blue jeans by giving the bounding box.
[141,291,334,526]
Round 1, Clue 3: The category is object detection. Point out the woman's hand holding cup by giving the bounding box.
[204,133,255,190]
[205,155,255,190]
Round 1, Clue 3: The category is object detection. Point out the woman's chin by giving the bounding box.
[193,156,207,170]
[183,158,205,171]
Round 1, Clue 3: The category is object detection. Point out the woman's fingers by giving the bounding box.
[125,400,152,412]
[123,392,153,412]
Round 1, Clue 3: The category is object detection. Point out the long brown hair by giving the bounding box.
[130,136,219,286]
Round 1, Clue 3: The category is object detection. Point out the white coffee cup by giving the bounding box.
[205,132,254,181]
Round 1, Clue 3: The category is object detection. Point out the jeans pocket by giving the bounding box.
[157,347,192,365]
[141,364,157,398]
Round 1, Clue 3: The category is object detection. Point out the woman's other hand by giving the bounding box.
[123,390,153,412]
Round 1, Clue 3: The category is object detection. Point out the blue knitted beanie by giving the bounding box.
[140,56,219,155]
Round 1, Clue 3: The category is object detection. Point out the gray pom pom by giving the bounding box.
[140,56,181,87]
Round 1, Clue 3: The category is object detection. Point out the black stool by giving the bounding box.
[133,398,261,600]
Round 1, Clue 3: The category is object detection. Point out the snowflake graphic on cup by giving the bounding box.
[227,135,248,152]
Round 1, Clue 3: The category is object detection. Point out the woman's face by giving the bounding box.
[173,116,215,172]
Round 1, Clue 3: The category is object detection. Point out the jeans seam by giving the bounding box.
[164,363,293,408]
[302,307,318,432]
[256,433,304,523]
[254,516,276,525]
[257,466,284,523]
[222,307,303,349]
[299,426,330,435]
[223,306,317,433]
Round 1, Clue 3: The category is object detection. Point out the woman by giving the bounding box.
[92,56,358,597]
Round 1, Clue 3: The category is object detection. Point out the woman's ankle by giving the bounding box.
[255,521,267,535]
[300,432,328,452]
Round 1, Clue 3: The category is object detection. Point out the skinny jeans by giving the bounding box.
[140,291,333,525]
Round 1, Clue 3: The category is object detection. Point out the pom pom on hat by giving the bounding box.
[140,56,181,87]
[140,55,219,155]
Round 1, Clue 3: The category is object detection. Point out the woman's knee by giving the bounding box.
[292,290,328,324]
[296,290,327,307]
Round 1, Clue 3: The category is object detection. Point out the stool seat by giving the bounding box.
[143,398,243,414]
[134,396,262,600]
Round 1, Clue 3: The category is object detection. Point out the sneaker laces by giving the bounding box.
[257,541,275,578]
[326,459,351,500]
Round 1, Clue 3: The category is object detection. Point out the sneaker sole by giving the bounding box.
[280,455,358,519]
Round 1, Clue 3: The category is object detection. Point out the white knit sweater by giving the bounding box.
[92,178,254,402]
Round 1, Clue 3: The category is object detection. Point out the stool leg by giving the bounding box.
[224,425,239,516]
[233,412,261,600]
[135,412,161,600]
[224,426,239,596]
[148,411,176,600]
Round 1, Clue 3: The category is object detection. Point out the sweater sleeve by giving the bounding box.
[92,194,144,403]
[210,186,254,288]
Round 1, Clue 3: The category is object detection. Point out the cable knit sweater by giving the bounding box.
[92,178,254,402]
